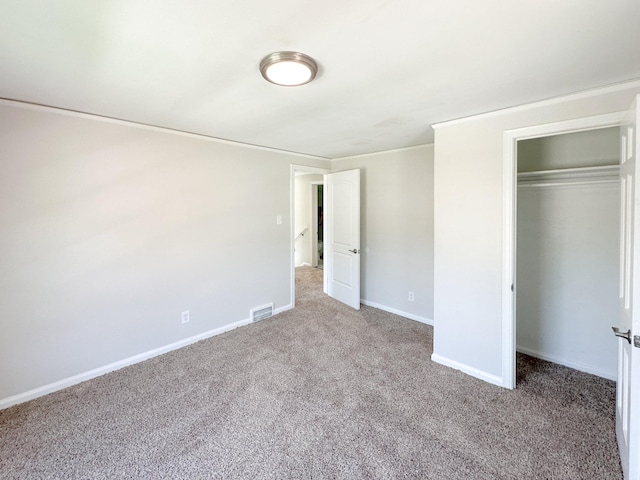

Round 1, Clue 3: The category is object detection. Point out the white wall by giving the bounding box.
[332,145,434,323]
[432,80,640,385]
[0,101,329,404]
[294,174,322,267]
[518,127,619,171]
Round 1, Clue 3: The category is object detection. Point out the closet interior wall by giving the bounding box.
[516,127,620,380]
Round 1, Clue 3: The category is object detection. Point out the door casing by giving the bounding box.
[502,111,625,389]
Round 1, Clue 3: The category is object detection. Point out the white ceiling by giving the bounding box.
[1,1,639,159]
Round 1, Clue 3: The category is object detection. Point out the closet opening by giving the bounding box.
[515,126,620,384]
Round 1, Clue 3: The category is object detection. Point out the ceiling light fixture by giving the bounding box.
[260,51,318,87]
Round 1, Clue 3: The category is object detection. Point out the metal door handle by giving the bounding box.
[612,327,632,344]
[348,248,360,254]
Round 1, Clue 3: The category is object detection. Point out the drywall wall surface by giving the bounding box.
[432,81,640,382]
[517,182,619,379]
[332,145,434,322]
[518,126,620,171]
[0,102,329,401]
[294,174,322,266]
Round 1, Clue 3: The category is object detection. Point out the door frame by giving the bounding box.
[290,164,330,308]
[501,111,625,389]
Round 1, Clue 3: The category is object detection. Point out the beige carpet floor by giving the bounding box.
[0,266,622,479]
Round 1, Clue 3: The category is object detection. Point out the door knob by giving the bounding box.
[612,327,632,344]
[348,248,360,254]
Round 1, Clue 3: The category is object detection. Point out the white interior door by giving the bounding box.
[325,169,360,309]
[615,94,640,480]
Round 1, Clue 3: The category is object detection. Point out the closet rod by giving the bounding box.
[517,164,618,178]
[518,179,619,189]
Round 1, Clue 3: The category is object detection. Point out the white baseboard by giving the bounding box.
[274,303,293,316]
[516,345,616,381]
[0,304,292,410]
[431,353,506,388]
[360,299,433,326]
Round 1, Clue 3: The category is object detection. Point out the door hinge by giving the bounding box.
[635,335,640,348]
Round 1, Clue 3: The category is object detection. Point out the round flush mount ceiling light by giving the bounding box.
[260,51,318,87]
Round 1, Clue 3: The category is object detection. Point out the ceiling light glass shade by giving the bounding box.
[260,51,318,86]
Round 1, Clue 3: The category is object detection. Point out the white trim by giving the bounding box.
[432,79,640,130]
[431,353,505,388]
[502,111,626,391]
[503,111,626,141]
[361,299,433,326]
[502,130,518,389]
[0,98,328,161]
[291,164,330,175]
[516,345,616,381]
[0,305,292,410]
[273,304,293,315]
[331,143,433,163]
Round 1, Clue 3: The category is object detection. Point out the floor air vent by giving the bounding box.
[251,303,274,322]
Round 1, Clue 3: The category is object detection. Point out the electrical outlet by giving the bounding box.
[181,310,190,324]
[408,291,415,302]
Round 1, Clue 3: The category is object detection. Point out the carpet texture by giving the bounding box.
[0,266,622,479]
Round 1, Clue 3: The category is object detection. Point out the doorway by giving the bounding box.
[313,184,324,269]
[502,111,626,389]
[291,165,329,307]
[291,165,362,311]
[515,127,620,382]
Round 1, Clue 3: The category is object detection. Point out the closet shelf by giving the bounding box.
[517,165,619,188]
